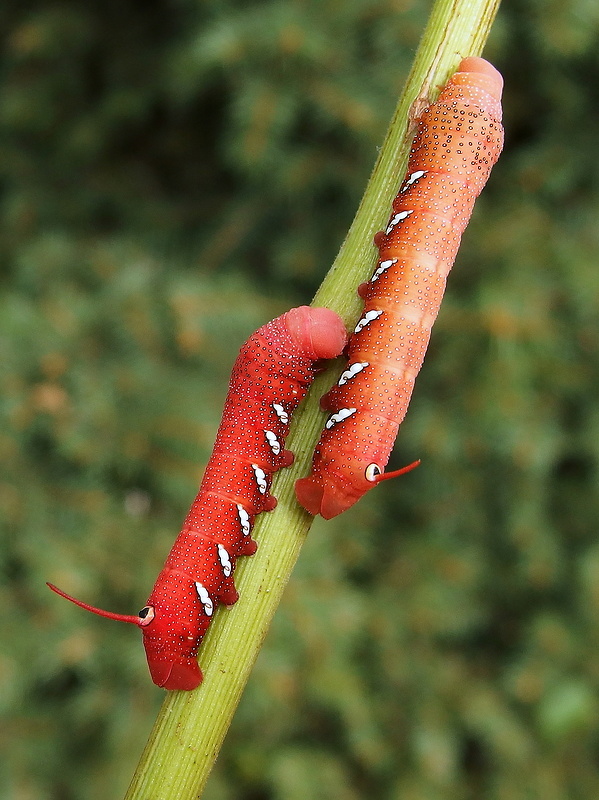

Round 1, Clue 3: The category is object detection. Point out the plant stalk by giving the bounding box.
[124,0,502,796]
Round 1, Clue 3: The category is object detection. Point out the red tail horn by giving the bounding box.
[376,459,421,483]
[46,583,144,626]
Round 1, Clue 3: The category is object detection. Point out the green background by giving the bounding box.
[3,0,599,798]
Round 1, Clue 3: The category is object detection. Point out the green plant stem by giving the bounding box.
[124,0,501,797]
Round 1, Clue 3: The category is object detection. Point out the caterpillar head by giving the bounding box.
[47,580,205,690]
[295,458,419,519]
[142,610,205,691]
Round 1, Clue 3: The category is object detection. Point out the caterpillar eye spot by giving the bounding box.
[138,606,155,626]
[365,464,382,482]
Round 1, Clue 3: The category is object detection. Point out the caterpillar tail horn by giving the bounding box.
[46,583,147,626]
[374,459,421,483]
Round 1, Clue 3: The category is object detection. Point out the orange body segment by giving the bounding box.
[295,58,504,518]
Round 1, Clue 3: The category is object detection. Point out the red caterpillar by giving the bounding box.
[295,57,504,519]
[48,307,347,690]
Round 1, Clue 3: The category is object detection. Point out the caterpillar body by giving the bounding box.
[295,57,504,519]
[49,306,347,690]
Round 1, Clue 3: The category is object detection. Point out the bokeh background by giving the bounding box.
[3,1,599,798]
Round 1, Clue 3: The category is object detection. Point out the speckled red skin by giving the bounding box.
[141,306,347,689]
[295,57,504,519]
[49,307,347,690]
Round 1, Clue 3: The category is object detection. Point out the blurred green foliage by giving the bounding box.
[2,0,599,798]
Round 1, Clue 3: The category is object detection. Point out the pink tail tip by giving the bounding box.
[457,57,503,99]
[285,306,347,360]
[306,307,348,360]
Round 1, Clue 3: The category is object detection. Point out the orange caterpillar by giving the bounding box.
[296,57,504,519]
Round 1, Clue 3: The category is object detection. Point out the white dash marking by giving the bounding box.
[370,259,396,283]
[252,464,268,494]
[264,430,281,455]
[338,362,369,386]
[354,309,383,333]
[325,407,357,430]
[400,170,426,192]
[217,544,232,577]
[272,403,289,424]
[195,582,214,617]
[385,209,413,235]
[236,504,251,536]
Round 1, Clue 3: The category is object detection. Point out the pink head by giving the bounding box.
[47,582,204,690]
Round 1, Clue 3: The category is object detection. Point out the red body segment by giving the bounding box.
[295,57,504,519]
[49,307,347,690]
